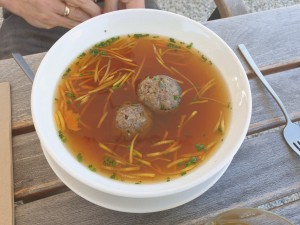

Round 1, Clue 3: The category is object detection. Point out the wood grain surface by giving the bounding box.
[0,82,14,225]
[204,5,300,75]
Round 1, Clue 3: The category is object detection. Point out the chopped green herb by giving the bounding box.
[133,33,149,39]
[201,54,208,62]
[173,95,179,100]
[218,126,223,134]
[77,52,86,59]
[135,181,142,184]
[110,172,117,180]
[167,43,180,49]
[79,73,84,77]
[62,68,71,78]
[103,156,118,167]
[77,153,83,162]
[65,91,75,98]
[88,164,96,172]
[227,102,232,110]
[158,79,165,88]
[152,35,159,38]
[90,48,99,56]
[186,157,198,167]
[99,50,107,56]
[208,60,213,65]
[160,104,166,110]
[167,177,171,182]
[153,76,160,81]
[186,42,193,49]
[195,144,205,151]
[169,38,176,43]
[181,172,187,176]
[54,98,58,101]
[112,83,121,90]
[58,131,67,142]
[95,36,120,47]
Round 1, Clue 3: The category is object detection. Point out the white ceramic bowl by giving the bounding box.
[32,9,251,200]
[42,144,231,213]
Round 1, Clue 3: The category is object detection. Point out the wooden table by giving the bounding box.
[1,5,300,225]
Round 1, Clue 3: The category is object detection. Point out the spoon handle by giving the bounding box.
[12,53,35,82]
[238,44,291,123]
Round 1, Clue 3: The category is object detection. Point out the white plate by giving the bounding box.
[43,145,230,213]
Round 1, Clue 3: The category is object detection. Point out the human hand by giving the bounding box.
[1,0,101,29]
[103,0,145,13]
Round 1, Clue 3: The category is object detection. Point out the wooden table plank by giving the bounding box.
[14,123,300,224]
[205,5,300,75]
[248,67,300,134]
[13,132,65,201]
[272,200,300,225]
[0,53,44,135]
[15,191,300,225]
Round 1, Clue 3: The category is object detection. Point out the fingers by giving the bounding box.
[22,0,145,29]
[53,14,81,29]
[28,4,88,29]
[52,3,95,28]
[25,11,80,29]
[64,0,102,17]
[104,0,145,13]
[103,0,119,13]
[120,0,145,9]
[65,6,91,22]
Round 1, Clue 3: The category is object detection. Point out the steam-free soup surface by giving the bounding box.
[54,34,231,184]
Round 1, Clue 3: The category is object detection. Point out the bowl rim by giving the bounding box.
[31,8,252,198]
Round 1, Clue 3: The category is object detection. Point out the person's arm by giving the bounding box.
[0,0,145,29]
[0,0,101,29]
[0,0,8,7]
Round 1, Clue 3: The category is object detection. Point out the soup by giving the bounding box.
[53,34,231,184]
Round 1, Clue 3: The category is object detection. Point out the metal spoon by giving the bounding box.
[12,53,35,82]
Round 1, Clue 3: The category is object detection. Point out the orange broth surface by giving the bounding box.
[53,34,231,184]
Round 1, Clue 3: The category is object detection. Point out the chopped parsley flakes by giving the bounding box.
[58,131,66,142]
[195,144,205,151]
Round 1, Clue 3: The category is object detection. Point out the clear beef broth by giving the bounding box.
[54,34,231,184]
